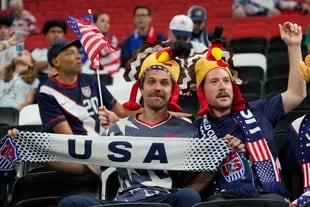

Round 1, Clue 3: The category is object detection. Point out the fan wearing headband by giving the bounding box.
[58,41,204,207]
[193,22,306,201]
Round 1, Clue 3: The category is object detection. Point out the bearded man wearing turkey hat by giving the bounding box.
[194,22,306,202]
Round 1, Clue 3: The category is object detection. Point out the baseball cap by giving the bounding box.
[187,5,206,22]
[169,15,193,37]
[47,39,81,65]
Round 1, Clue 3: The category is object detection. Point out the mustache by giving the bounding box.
[216,91,230,98]
[149,92,165,98]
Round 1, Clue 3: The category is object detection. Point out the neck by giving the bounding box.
[138,108,168,125]
[209,107,231,118]
[55,73,78,85]
[138,26,149,36]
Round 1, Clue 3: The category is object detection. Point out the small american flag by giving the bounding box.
[67,16,117,70]
[246,138,281,182]
[0,136,20,171]
[290,191,310,207]
[302,163,310,190]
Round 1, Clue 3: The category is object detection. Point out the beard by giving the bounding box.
[144,93,169,111]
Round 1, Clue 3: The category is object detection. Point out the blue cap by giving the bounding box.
[188,6,207,22]
[47,39,81,65]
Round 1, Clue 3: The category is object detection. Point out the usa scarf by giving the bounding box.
[290,112,310,192]
[200,108,287,197]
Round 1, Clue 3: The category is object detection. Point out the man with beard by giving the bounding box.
[193,21,306,202]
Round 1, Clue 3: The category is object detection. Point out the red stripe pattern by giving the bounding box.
[67,16,117,70]
[246,139,281,182]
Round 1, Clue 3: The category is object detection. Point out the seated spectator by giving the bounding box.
[187,5,210,47]
[37,39,136,136]
[0,15,21,69]
[232,0,310,19]
[121,5,166,67]
[9,0,39,36]
[193,21,305,202]
[94,12,118,48]
[0,50,38,111]
[168,14,207,53]
[31,19,67,83]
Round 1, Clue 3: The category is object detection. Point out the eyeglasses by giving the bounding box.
[135,13,149,18]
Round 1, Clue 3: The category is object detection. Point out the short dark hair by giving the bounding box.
[43,19,67,35]
[133,5,152,16]
[0,15,12,27]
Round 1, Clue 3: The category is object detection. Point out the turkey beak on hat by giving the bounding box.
[123,41,190,112]
[195,40,245,116]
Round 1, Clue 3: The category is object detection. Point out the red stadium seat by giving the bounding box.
[24,35,48,51]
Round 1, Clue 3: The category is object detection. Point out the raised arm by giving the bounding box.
[280,22,307,114]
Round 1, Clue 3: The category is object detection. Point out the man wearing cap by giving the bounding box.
[187,5,210,48]
[37,39,135,138]
[168,14,207,53]
[194,22,306,202]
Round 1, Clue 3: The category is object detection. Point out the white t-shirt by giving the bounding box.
[0,73,39,108]
[31,48,48,73]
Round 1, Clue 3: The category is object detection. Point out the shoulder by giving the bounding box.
[156,33,167,41]
[170,116,196,128]
[190,41,207,53]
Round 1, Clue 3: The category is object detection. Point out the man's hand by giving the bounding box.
[7,128,19,138]
[99,106,119,129]
[279,22,302,46]
[224,134,246,153]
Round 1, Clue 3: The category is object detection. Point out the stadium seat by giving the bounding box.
[238,66,265,82]
[239,81,263,99]
[0,107,19,126]
[192,199,289,207]
[24,35,48,51]
[101,167,118,200]
[178,94,200,118]
[18,104,42,125]
[266,52,289,69]
[229,37,268,54]
[266,63,289,80]
[267,36,287,53]
[232,53,267,73]
[10,171,101,207]
[263,78,288,97]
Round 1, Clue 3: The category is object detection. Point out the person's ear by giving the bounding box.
[52,58,59,67]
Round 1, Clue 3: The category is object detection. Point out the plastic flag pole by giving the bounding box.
[88,9,104,107]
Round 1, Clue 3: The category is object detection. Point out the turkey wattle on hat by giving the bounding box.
[194,26,246,116]
[123,41,191,112]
